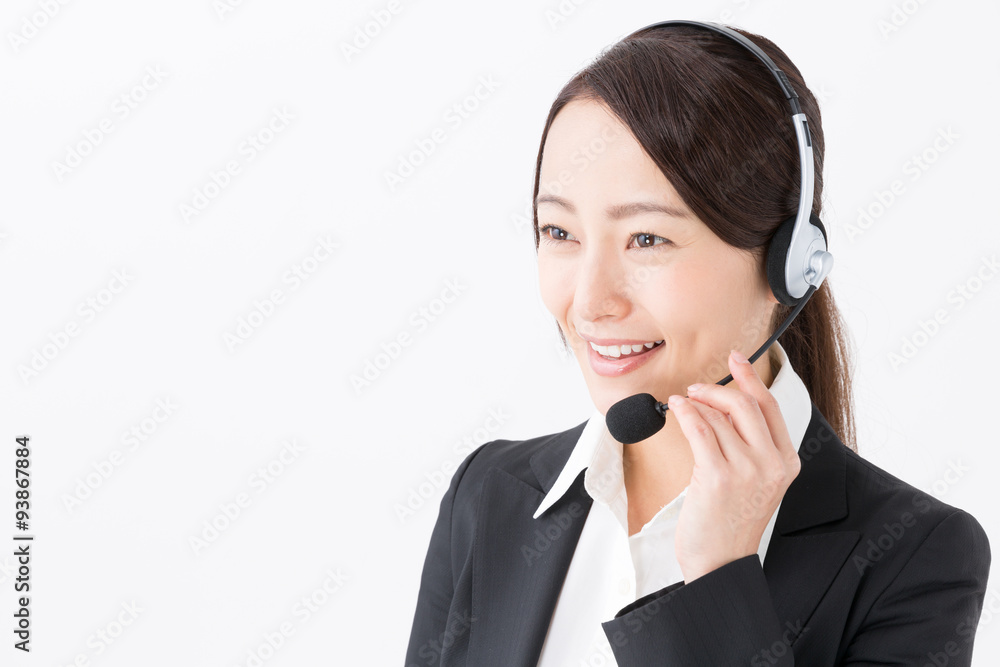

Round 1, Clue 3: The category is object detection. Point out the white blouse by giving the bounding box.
[533,341,814,666]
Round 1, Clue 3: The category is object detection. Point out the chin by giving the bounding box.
[586,385,631,417]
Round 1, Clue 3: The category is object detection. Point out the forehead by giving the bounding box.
[539,98,686,212]
[541,98,638,168]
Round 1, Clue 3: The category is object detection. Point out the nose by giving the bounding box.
[573,248,632,336]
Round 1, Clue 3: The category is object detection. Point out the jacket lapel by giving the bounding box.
[467,421,593,666]
[762,401,861,642]
[466,402,860,662]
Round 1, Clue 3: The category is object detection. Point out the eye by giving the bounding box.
[538,224,576,244]
[630,232,673,250]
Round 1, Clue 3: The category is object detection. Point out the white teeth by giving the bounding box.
[589,340,664,358]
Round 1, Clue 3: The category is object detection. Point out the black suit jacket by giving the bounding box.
[404,401,991,665]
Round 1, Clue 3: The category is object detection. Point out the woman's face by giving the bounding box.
[536,98,779,416]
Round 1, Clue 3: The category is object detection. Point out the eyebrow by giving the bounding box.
[534,193,692,221]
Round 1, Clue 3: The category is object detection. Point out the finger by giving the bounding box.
[685,377,772,455]
[667,395,726,467]
[684,396,753,465]
[726,349,794,459]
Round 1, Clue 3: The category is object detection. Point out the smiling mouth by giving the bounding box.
[589,340,665,360]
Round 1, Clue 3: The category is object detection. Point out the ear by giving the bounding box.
[749,247,781,306]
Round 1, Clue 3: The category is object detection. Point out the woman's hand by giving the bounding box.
[670,348,802,584]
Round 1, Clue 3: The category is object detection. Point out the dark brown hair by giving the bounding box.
[531,23,857,452]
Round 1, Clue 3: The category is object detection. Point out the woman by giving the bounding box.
[404,20,991,666]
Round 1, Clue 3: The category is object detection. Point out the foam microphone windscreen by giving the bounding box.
[605,393,666,444]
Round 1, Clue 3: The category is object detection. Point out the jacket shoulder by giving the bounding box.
[842,444,979,524]
[838,444,990,582]
[805,402,983,536]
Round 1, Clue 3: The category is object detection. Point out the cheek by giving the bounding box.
[638,260,744,334]
[537,256,572,317]
[638,262,706,311]
[651,259,763,345]
[660,257,741,306]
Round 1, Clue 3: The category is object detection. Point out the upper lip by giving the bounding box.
[578,332,663,346]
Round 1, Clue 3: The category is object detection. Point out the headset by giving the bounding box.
[605,20,836,444]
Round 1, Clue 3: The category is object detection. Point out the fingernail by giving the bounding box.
[731,349,749,364]
[669,395,685,406]
[687,383,704,393]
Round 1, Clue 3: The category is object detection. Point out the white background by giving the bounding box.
[2,0,998,664]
